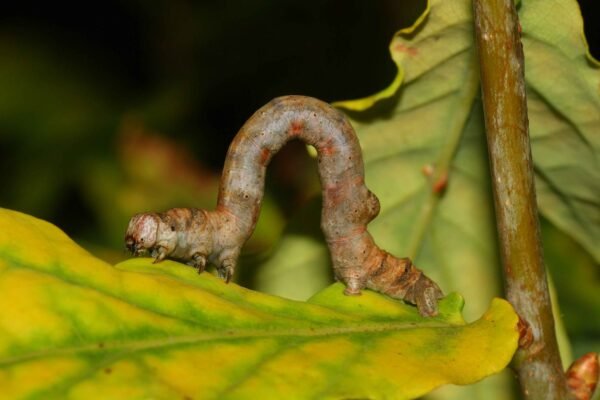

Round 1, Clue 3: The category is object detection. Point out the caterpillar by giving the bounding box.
[125,95,443,316]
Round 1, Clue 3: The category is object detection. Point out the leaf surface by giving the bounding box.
[261,0,599,318]
[0,209,517,400]
[519,0,600,261]
[340,0,496,320]
[256,1,598,397]
[338,0,600,314]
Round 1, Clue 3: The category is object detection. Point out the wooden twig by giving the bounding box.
[472,0,572,398]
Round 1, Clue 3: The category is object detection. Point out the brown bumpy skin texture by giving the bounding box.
[125,96,444,316]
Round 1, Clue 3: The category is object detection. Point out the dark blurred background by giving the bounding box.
[0,0,428,258]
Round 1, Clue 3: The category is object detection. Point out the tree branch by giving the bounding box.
[472,0,571,398]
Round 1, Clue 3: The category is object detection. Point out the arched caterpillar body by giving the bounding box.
[125,96,443,316]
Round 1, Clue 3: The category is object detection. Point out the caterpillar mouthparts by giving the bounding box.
[126,95,444,316]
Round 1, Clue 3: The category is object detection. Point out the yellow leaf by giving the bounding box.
[0,208,518,399]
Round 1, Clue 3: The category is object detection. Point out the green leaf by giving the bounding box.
[274,0,500,321]
[339,0,599,263]
[339,0,492,325]
[519,0,600,262]
[256,1,598,397]
[263,0,599,317]
[0,208,518,399]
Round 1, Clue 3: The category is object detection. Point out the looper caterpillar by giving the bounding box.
[125,96,443,316]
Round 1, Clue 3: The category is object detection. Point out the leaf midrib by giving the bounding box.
[0,319,457,368]
[404,50,480,260]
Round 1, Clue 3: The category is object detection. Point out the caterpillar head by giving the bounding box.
[125,213,160,255]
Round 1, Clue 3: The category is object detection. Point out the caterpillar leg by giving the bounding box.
[415,286,442,318]
[151,246,169,264]
[343,280,364,296]
[337,267,368,296]
[191,253,207,273]
[217,259,236,283]
[402,272,443,317]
